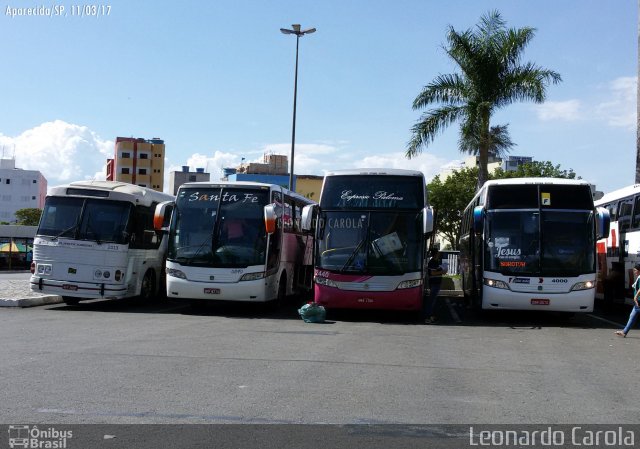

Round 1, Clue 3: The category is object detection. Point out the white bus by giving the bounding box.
[594,184,640,305]
[30,181,174,305]
[300,169,434,312]
[459,178,609,312]
[156,181,315,307]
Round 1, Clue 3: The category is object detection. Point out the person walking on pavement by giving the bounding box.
[424,248,446,324]
[615,262,640,337]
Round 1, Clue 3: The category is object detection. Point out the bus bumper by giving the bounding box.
[30,275,128,299]
[481,285,594,312]
[314,284,423,310]
[166,276,271,302]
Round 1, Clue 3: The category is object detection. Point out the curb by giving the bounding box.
[0,295,63,308]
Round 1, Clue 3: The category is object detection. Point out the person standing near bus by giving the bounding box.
[424,248,445,324]
[615,263,640,337]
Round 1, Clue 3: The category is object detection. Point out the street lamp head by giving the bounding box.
[302,27,316,35]
[292,24,301,32]
[280,28,294,35]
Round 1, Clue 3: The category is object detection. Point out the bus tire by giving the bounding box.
[62,296,80,305]
[140,269,157,302]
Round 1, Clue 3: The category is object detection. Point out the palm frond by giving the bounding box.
[406,105,466,158]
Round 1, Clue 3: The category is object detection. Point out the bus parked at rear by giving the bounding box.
[594,184,640,306]
[301,169,434,311]
[30,181,174,304]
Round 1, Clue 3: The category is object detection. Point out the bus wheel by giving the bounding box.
[62,296,80,305]
[140,269,156,302]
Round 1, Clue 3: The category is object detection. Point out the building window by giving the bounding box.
[189,175,196,182]
[140,153,148,159]
[138,184,147,187]
[122,152,131,158]
[122,168,130,174]
[32,196,36,200]
[5,179,10,184]
[139,169,147,175]
[33,179,37,183]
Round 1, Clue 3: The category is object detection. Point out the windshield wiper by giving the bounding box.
[84,214,102,245]
[340,237,368,272]
[51,223,78,241]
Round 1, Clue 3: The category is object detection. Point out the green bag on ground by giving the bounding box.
[298,302,326,323]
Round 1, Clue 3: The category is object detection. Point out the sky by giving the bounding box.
[0,0,636,196]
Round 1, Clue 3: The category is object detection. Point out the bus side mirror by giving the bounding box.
[473,206,484,235]
[153,201,174,232]
[423,206,434,234]
[596,207,610,240]
[264,204,277,235]
[301,204,316,232]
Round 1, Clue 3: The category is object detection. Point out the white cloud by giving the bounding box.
[535,100,582,121]
[595,76,637,130]
[0,120,113,188]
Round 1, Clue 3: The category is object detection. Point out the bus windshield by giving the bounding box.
[484,210,595,276]
[169,188,269,268]
[38,196,131,244]
[316,211,423,275]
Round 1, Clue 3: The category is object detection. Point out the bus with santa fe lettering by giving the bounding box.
[459,178,609,312]
[156,181,315,308]
[301,169,434,312]
[594,184,640,306]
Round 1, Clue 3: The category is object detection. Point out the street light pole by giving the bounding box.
[280,24,315,192]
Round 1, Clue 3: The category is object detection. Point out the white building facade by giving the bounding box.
[0,159,47,223]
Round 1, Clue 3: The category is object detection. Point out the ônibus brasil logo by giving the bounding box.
[8,425,73,449]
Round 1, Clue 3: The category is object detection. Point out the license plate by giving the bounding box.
[62,284,78,291]
[531,298,550,305]
[204,288,220,295]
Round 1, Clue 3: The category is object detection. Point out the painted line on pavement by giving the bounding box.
[587,313,624,327]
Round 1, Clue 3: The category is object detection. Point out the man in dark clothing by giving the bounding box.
[424,248,445,324]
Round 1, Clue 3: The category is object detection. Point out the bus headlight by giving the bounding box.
[571,281,594,291]
[315,276,338,288]
[397,279,423,289]
[239,272,265,282]
[484,278,509,290]
[166,268,187,279]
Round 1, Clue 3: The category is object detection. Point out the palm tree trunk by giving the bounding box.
[477,111,491,190]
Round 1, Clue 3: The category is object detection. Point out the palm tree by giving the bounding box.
[459,123,515,160]
[406,10,561,189]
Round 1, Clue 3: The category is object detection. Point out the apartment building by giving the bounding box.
[106,137,165,192]
[0,158,47,223]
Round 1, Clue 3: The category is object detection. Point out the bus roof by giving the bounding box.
[48,181,174,206]
[595,184,640,206]
[324,168,425,178]
[481,177,591,187]
[177,180,315,203]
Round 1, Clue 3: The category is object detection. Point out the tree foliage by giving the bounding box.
[15,208,42,226]
[429,161,578,249]
[407,10,561,189]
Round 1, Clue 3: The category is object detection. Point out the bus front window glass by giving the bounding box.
[367,212,422,275]
[541,211,594,276]
[78,200,131,244]
[213,189,269,267]
[170,188,221,265]
[38,197,84,237]
[317,211,368,272]
[485,211,540,275]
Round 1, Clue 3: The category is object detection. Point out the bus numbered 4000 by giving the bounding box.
[30,181,175,305]
[155,182,315,308]
[460,178,609,312]
[301,169,434,312]
[594,184,640,305]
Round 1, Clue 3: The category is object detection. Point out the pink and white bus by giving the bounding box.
[301,169,434,311]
